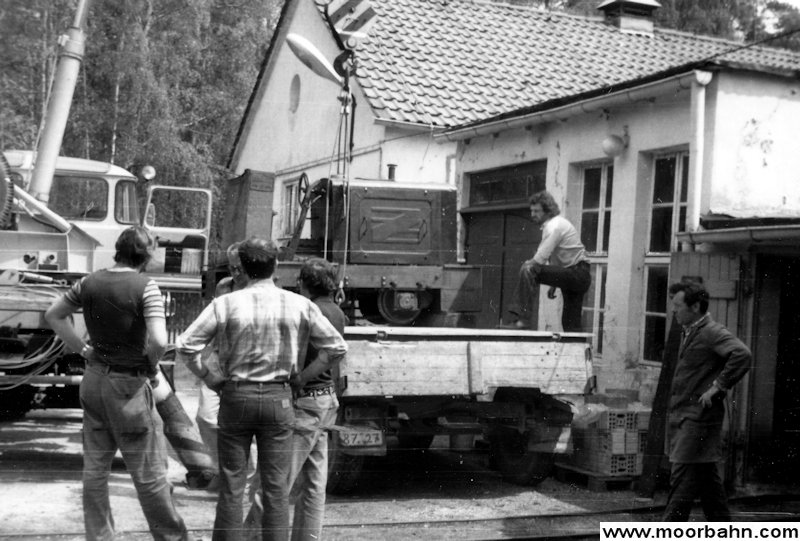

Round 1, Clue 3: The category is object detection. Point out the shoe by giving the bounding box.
[185,470,218,490]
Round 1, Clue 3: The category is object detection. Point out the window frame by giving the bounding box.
[641,150,689,364]
[578,161,613,355]
[281,180,300,237]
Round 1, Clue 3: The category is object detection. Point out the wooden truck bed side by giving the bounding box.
[340,327,592,398]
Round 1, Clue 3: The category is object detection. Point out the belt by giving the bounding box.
[298,385,334,398]
[224,380,290,390]
[90,363,149,377]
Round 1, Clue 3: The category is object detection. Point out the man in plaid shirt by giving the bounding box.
[175,238,348,541]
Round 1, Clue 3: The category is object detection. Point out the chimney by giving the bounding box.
[597,0,661,35]
[387,163,397,181]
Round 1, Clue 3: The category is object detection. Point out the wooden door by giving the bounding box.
[464,208,540,328]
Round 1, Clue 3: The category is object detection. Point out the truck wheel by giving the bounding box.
[0,386,36,421]
[327,428,365,494]
[488,426,555,486]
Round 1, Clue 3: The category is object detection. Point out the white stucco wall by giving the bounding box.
[707,72,800,217]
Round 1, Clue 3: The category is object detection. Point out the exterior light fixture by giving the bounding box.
[602,126,629,158]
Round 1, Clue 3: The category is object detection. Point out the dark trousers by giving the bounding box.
[512,260,591,332]
[214,382,295,541]
[663,462,731,521]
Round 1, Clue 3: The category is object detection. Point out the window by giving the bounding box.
[114,180,139,224]
[49,175,108,220]
[468,160,546,207]
[582,264,607,354]
[580,164,613,254]
[579,163,613,353]
[282,181,299,236]
[649,153,688,254]
[642,152,688,362]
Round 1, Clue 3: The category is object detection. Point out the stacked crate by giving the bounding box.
[569,407,651,477]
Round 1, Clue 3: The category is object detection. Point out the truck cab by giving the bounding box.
[2,150,211,290]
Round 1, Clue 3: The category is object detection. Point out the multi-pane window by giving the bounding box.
[580,163,613,353]
[580,164,613,254]
[649,154,688,253]
[282,181,299,236]
[468,160,547,207]
[642,152,688,362]
[582,264,607,354]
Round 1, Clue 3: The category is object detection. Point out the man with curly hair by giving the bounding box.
[510,190,591,332]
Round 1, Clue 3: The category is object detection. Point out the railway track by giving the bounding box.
[5,495,800,540]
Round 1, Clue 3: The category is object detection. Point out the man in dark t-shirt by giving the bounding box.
[46,226,187,541]
[288,258,348,540]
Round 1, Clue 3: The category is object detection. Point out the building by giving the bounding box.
[228,0,800,485]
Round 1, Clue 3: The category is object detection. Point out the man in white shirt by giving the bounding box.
[510,190,591,332]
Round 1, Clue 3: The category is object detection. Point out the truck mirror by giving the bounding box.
[145,203,156,227]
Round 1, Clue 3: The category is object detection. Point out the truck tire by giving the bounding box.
[0,386,36,421]
[488,426,555,486]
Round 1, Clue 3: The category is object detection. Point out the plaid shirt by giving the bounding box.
[175,279,347,382]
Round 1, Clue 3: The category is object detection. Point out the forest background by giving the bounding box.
[2,0,800,255]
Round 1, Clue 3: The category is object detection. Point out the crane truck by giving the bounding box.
[0,1,210,425]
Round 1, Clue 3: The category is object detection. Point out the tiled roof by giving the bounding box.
[316,0,800,128]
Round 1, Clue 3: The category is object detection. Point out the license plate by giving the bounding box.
[337,429,384,447]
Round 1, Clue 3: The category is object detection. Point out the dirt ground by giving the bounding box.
[0,363,663,540]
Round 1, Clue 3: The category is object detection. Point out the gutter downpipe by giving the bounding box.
[685,70,714,249]
[436,71,703,142]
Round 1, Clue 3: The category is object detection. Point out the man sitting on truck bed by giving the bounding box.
[509,190,591,333]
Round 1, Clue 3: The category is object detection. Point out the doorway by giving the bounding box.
[749,255,800,483]
[463,208,540,328]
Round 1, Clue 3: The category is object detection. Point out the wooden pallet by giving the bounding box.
[554,463,636,492]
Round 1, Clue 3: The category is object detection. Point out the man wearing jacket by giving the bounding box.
[663,280,751,521]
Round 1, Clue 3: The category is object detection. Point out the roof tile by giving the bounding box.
[320,0,800,127]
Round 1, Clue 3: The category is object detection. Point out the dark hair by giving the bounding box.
[529,190,560,217]
[668,280,709,314]
[299,258,338,298]
[238,237,278,279]
[114,226,155,268]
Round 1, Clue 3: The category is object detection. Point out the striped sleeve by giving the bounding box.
[142,280,165,320]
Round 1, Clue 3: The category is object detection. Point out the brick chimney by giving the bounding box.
[598,0,661,35]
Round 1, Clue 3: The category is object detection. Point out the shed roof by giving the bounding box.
[318,0,800,128]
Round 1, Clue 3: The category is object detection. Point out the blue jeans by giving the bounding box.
[214,381,295,541]
[81,364,187,541]
[243,392,339,541]
[289,393,339,541]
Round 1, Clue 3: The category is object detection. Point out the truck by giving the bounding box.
[0,0,211,420]
[326,326,593,492]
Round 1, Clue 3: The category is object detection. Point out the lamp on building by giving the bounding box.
[601,127,629,157]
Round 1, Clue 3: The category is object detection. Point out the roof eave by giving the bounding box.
[436,68,711,142]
